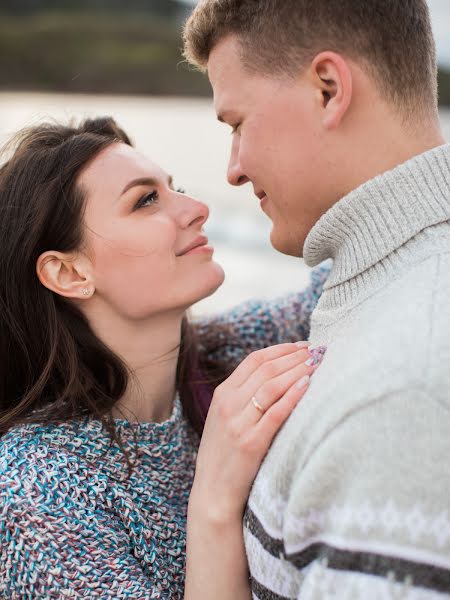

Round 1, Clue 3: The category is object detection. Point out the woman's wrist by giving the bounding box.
[185,499,252,600]
[188,487,244,529]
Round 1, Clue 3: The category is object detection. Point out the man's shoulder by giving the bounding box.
[314,250,450,394]
[256,250,450,485]
[349,250,450,390]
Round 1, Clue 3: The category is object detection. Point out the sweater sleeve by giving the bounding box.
[0,448,161,599]
[281,388,450,599]
[195,261,331,370]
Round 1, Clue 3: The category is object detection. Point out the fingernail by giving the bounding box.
[311,345,327,355]
[296,341,311,348]
[305,346,327,367]
[296,375,310,389]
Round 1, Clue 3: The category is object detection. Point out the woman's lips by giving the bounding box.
[177,235,211,256]
[182,244,214,256]
[178,240,214,256]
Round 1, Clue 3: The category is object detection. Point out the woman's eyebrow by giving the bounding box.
[120,175,173,196]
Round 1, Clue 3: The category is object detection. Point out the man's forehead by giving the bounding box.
[208,35,244,86]
[210,72,242,120]
[209,43,249,120]
[213,82,246,122]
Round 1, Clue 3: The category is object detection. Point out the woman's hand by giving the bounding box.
[184,342,325,600]
[189,342,326,522]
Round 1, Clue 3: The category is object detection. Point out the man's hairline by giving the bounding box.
[205,33,436,127]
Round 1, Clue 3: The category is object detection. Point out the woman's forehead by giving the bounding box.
[79,143,168,194]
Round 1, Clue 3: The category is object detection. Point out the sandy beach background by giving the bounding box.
[1,92,449,316]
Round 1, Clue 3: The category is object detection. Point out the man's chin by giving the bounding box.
[270,227,304,258]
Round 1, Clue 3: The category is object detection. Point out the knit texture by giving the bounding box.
[0,264,329,600]
[244,144,450,599]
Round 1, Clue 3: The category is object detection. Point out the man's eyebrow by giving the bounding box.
[120,175,173,196]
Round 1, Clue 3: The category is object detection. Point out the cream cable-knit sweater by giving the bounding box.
[244,144,450,599]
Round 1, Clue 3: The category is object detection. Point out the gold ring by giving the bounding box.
[251,396,265,414]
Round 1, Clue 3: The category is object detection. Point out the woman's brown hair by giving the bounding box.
[0,116,211,449]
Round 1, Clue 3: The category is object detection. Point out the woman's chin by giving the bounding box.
[204,263,226,295]
[190,263,226,306]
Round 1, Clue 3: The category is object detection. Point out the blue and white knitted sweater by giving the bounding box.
[0,265,329,599]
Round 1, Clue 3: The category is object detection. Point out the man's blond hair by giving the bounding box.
[183,0,438,116]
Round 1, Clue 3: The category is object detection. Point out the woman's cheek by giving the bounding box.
[92,239,176,309]
[90,221,164,258]
[85,220,181,315]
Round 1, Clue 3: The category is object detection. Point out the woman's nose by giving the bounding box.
[173,192,209,229]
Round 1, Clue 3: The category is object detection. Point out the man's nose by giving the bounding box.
[227,137,250,187]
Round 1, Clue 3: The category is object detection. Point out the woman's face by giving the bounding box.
[78,142,225,320]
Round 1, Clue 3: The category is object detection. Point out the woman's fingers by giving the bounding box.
[192,344,326,523]
[238,345,310,395]
[251,373,311,448]
[239,359,315,427]
[224,342,309,388]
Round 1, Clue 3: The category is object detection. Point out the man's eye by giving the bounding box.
[135,191,159,210]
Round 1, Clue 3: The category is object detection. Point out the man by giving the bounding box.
[184,1,450,598]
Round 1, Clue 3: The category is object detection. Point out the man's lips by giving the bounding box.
[255,190,268,210]
[254,190,268,208]
[176,235,211,256]
[255,190,267,201]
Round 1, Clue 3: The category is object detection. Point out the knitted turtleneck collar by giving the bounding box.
[303,144,450,308]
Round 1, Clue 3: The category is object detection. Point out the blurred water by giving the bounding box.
[0,93,449,315]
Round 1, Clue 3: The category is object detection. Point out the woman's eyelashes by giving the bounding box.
[134,190,159,210]
[134,187,186,210]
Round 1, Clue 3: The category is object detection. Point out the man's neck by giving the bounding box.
[304,142,450,310]
[338,108,445,205]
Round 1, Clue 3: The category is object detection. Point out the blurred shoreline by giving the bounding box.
[0,5,449,103]
[1,92,449,315]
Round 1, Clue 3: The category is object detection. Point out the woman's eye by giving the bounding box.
[176,187,186,194]
[135,191,159,210]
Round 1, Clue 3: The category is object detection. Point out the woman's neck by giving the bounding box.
[87,303,184,423]
[117,349,180,423]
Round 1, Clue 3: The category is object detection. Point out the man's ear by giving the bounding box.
[310,51,353,130]
[36,251,95,299]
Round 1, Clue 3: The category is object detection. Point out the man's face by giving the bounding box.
[208,36,334,257]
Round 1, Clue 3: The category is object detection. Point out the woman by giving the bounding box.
[0,117,329,599]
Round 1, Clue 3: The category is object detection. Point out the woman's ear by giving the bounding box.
[36,251,95,299]
[310,51,353,130]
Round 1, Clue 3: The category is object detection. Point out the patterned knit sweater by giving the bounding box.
[244,144,450,599]
[0,264,329,600]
